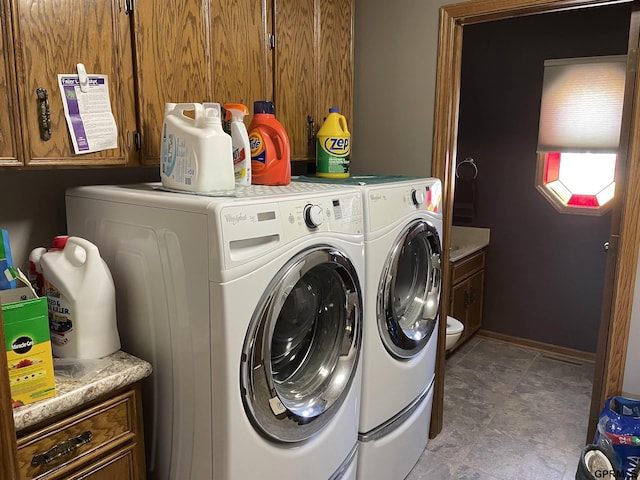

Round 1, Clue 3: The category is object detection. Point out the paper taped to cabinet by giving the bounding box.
[58,73,118,154]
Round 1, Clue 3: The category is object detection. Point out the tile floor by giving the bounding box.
[407,336,594,479]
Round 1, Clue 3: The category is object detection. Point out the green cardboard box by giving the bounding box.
[2,289,56,407]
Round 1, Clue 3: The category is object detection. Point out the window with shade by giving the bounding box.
[536,55,626,215]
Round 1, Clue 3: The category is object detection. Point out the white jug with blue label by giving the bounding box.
[40,236,120,359]
[160,102,235,193]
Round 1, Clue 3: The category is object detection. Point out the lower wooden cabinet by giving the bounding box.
[449,249,486,350]
[16,383,145,480]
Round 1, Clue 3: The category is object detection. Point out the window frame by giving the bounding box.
[535,152,615,216]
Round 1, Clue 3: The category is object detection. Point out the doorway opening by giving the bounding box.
[432,0,640,442]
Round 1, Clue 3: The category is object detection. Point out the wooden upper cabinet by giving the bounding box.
[1,0,354,167]
[211,0,270,125]
[0,2,20,166]
[274,0,354,162]
[133,0,214,164]
[317,0,354,138]
[11,0,137,166]
[275,0,316,161]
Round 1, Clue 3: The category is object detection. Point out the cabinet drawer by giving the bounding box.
[17,390,137,480]
[451,250,485,284]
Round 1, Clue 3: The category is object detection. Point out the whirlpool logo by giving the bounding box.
[322,137,350,156]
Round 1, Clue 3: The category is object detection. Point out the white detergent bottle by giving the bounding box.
[224,103,251,185]
[40,236,120,359]
[160,102,235,192]
[202,104,235,189]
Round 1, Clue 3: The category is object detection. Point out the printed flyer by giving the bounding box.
[58,74,118,154]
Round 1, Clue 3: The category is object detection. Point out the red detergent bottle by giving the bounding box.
[248,101,291,185]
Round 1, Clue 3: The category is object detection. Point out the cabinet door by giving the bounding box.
[12,0,136,166]
[450,280,469,331]
[133,0,213,164]
[317,0,354,137]
[211,0,269,125]
[0,2,20,165]
[466,270,485,333]
[274,0,354,162]
[274,0,316,161]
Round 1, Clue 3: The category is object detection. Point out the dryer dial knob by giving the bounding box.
[411,188,425,206]
[304,204,324,228]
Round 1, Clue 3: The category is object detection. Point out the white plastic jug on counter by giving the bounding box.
[160,102,235,193]
[40,236,120,359]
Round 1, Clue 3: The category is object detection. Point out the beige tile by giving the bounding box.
[451,463,503,479]
[407,338,590,480]
[526,354,595,386]
[405,451,458,479]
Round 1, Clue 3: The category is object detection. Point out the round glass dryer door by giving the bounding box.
[377,220,442,359]
[241,246,362,443]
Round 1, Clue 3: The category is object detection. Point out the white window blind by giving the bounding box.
[537,55,626,153]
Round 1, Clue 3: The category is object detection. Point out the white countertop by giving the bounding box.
[449,226,490,262]
[13,350,152,432]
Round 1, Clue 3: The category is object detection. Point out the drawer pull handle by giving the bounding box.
[31,430,92,466]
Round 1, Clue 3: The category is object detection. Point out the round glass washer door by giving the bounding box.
[377,220,442,359]
[241,246,362,443]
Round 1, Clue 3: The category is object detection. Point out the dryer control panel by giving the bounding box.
[366,179,442,233]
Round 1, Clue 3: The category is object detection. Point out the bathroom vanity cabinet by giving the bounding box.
[449,249,485,349]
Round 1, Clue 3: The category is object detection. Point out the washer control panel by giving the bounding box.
[217,191,363,270]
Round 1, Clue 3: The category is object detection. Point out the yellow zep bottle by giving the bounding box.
[316,107,350,178]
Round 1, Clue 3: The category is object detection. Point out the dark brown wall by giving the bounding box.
[456,4,631,353]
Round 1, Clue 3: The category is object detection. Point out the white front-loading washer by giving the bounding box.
[294,175,443,480]
[65,182,365,480]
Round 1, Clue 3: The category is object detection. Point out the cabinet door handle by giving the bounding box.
[469,287,475,304]
[36,87,52,142]
[31,430,92,466]
[307,115,315,144]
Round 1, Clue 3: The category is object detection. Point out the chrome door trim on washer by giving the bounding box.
[377,220,442,360]
[241,246,362,443]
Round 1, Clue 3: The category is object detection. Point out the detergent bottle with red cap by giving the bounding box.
[40,236,120,359]
[248,101,291,185]
[27,236,69,297]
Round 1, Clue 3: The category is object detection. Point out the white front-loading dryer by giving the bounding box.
[65,182,365,480]
[357,178,442,480]
[294,176,444,480]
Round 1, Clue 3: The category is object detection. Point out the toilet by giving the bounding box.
[445,316,464,351]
